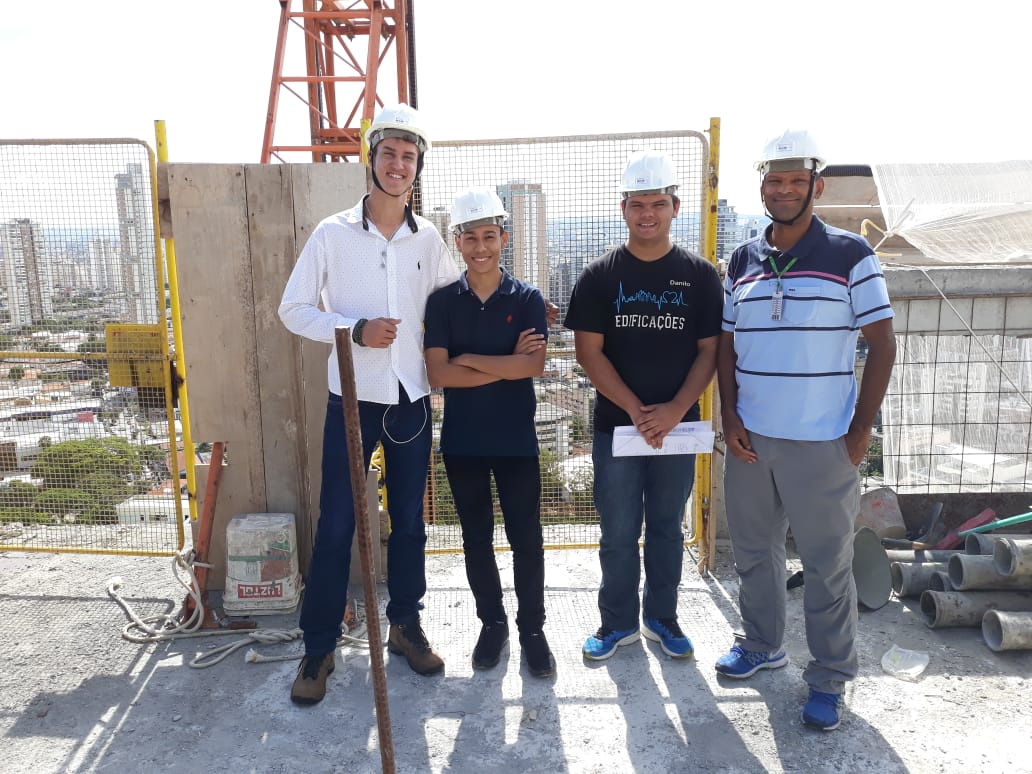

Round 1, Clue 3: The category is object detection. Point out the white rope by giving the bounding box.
[107,549,371,668]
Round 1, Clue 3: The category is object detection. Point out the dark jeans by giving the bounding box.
[592,430,695,631]
[443,454,545,635]
[300,389,431,657]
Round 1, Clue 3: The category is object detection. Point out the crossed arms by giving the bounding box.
[425,329,547,388]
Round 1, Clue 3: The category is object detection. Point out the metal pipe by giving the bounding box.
[334,326,395,774]
[919,590,1032,628]
[890,561,949,597]
[947,554,1032,591]
[993,538,1032,577]
[155,120,197,526]
[884,549,961,563]
[983,610,1032,651]
[929,571,954,592]
[965,532,1032,555]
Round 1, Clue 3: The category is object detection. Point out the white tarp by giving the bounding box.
[871,161,1032,264]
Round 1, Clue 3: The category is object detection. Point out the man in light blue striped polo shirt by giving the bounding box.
[714,130,897,731]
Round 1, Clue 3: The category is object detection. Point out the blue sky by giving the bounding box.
[2,1,1026,211]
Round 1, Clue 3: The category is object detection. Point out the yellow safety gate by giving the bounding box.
[0,139,185,556]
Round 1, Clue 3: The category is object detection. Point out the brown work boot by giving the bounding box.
[290,652,335,705]
[388,622,445,675]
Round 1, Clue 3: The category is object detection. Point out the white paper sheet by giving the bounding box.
[612,421,715,457]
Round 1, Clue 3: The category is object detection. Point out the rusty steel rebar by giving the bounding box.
[334,327,395,774]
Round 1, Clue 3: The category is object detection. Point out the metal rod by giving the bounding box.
[334,326,395,774]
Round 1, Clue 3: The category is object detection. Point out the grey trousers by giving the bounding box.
[724,432,859,694]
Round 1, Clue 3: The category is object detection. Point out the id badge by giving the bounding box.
[771,286,784,320]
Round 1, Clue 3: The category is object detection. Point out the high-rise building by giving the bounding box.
[496,181,548,289]
[426,205,463,272]
[114,163,158,323]
[716,198,739,264]
[717,199,768,263]
[0,218,53,326]
[89,238,117,290]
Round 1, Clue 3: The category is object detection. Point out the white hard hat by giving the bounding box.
[449,187,508,234]
[620,150,679,198]
[754,129,826,175]
[367,103,431,155]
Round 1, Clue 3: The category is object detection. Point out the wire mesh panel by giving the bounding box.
[877,330,1032,494]
[857,268,1032,495]
[418,131,709,551]
[0,140,183,555]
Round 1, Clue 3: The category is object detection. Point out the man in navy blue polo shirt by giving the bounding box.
[716,129,896,731]
[423,187,554,678]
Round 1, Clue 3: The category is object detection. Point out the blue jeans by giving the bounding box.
[592,430,695,631]
[443,454,545,634]
[300,389,431,657]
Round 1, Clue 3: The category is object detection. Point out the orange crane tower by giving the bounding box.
[261,0,416,163]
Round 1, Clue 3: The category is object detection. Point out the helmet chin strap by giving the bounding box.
[763,173,816,225]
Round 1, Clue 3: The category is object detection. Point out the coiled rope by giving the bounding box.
[107,548,368,668]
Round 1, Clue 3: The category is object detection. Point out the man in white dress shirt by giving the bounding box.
[279,104,458,705]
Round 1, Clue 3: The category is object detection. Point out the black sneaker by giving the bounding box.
[472,620,509,669]
[520,630,555,678]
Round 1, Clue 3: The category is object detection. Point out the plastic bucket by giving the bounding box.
[857,487,907,539]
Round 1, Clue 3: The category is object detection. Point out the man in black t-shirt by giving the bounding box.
[564,150,723,662]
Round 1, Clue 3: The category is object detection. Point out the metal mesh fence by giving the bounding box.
[417,131,709,551]
[0,140,184,556]
[877,328,1032,494]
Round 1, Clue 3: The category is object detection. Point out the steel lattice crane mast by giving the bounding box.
[261,0,416,163]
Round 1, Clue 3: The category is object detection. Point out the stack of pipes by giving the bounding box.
[891,534,1032,651]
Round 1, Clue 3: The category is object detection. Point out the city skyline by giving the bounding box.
[0,158,161,328]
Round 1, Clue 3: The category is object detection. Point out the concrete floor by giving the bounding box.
[1,538,1031,773]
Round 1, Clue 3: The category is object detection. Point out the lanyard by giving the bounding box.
[768,253,798,290]
[768,253,797,321]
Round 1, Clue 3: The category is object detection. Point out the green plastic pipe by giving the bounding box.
[957,511,1032,537]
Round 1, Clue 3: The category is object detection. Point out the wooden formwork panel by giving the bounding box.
[170,162,366,585]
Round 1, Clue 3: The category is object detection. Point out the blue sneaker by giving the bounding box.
[582,626,639,661]
[642,618,694,658]
[802,689,843,730]
[714,643,788,678]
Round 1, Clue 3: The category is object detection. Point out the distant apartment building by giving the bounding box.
[114,163,159,324]
[716,199,768,263]
[0,218,54,326]
[716,199,738,264]
[496,181,548,289]
[737,215,767,246]
[426,205,464,273]
[89,238,118,290]
[539,378,594,428]
[535,400,571,460]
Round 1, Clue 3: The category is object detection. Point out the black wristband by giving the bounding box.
[352,318,368,346]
